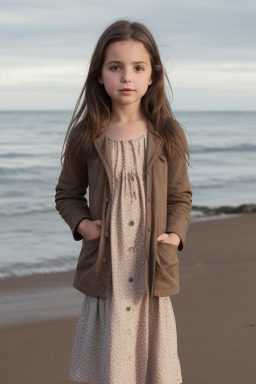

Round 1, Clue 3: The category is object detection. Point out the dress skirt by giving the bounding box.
[69,130,182,384]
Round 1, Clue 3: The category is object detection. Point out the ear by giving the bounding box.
[98,76,104,84]
[148,77,153,86]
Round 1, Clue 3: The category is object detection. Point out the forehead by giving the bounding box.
[103,39,151,63]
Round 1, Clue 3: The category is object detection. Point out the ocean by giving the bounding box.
[0,110,255,279]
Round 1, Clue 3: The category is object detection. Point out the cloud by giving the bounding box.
[0,0,255,110]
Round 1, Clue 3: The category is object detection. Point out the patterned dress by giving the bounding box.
[69,130,182,384]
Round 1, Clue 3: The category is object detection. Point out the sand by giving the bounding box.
[0,213,255,384]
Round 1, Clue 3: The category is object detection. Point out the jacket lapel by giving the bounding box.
[146,120,165,171]
[93,130,114,193]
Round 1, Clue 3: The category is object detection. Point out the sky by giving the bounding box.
[0,0,255,111]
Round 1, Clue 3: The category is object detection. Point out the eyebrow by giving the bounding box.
[106,60,148,65]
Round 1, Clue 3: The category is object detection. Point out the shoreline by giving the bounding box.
[0,212,255,325]
[0,212,255,294]
[0,213,255,383]
[192,203,256,215]
[1,209,256,281]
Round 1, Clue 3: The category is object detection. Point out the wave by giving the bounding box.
[0,165,60,176]
[191,174,256,189]
[0,153,40,159]
[0,255,77,280]
[191,143,256,154]
[0,207,57,217]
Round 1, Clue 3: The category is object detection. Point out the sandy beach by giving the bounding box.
[0,213,255,384]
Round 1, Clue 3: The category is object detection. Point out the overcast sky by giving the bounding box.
[0,0,255,111]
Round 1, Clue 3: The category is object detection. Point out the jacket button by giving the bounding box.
[129,277,133,282]
[126,307,131,311]
[102,257,108,263]
[105,230,109,237]
[129,221,134,226]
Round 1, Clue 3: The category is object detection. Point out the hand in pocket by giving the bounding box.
[77,219,102,241]
[157,232,180,247]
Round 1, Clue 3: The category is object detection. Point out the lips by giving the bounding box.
[119,88,134,95]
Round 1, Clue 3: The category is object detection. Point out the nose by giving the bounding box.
[121,68,132,83]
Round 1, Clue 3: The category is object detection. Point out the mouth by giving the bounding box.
[119,88,134,94]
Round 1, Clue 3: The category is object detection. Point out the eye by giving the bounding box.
[135,66,143,71]
[110,65,120,71]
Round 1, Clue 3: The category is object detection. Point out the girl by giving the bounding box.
[55,19,192,384]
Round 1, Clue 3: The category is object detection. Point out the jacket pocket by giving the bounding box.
[154,241,179,295]
[76,236,100,272]
[82,234,101,242]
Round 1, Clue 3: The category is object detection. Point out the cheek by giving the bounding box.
[105,71,116,81]
[138,75,152,90]
[104,74,119,90]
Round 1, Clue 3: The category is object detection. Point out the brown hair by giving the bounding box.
[60,19,191,169]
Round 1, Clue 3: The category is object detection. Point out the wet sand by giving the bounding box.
[0,214,255,383]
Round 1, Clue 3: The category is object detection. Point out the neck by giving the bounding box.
[109,100,144,123]
[106,101,148,141]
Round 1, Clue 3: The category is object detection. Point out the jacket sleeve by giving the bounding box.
[55,157,92,241]
[166,146,192,251]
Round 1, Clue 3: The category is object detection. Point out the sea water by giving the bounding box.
[0,110,255,278]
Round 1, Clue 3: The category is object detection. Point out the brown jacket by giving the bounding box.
[55,121,192,298]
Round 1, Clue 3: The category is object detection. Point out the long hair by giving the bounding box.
[60,19,191,169]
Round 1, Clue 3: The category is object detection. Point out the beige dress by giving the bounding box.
[69,130,182,384]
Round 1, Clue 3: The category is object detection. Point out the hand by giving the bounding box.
[77,219,102,241]
[157,232,180,246]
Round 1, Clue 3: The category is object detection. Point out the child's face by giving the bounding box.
[99,39,153,109]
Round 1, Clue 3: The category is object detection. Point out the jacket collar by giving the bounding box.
[92,119,165,189]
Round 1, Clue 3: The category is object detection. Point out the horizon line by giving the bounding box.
[0,109,256,113]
